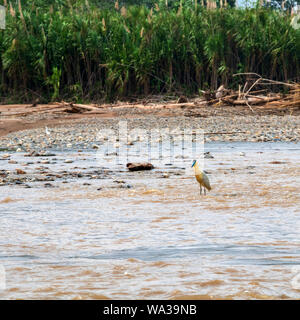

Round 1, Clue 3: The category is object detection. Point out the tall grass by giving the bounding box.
[0,1,299,102]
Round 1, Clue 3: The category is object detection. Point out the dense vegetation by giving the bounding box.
[0,1,299,102]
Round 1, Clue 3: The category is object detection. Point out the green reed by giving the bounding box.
[0,1,299,102]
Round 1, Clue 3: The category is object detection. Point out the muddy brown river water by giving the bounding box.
[0,142,299,299]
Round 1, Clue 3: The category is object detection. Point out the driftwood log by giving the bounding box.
[222,96,281,105]
[64,103,102,113]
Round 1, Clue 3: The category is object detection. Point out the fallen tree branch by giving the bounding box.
[223,96,280,105]
[233,73,296,88]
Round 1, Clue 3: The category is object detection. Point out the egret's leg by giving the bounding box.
[199,186,202,196]
[204,188,206,195]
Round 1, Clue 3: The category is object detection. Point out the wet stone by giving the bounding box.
[44,183,54,188]
[16,169,26,175]
[204,152,214,159]
[113,180,126,184]
[105,152,118,156]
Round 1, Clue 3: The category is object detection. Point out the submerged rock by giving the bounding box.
[44,183,54,188]
[105,152,118,156]
[119,184,132,189]
[113,180,126,184]
[204,152,214,159]
[25,151,56,157]
[126,162,154,171]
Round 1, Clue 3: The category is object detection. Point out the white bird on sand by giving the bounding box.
[216,85,226,99]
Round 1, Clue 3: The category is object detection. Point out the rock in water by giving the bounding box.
[204,152,214,159]
[16,169,26,175]
[126,162,154,171]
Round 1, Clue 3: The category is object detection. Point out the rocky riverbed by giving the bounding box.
[0,115,299,153]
